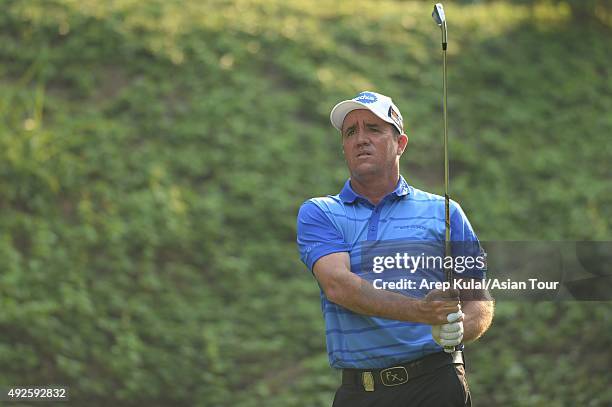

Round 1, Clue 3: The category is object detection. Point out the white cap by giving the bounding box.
[330,91,404,134]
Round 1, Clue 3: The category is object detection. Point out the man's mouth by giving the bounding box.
[356,151,373,158]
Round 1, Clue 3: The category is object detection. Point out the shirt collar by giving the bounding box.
[339,175,410,204]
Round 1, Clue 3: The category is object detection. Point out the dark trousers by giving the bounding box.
[332,364,471,407]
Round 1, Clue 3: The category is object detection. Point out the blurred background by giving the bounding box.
[0,0,611,405]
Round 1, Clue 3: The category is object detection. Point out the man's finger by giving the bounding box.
[446,310,464,323]
[440,337,462,347]
[439,330,463,340]
[441,322,463,333]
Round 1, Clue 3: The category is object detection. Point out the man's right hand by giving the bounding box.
[419,289,462,325]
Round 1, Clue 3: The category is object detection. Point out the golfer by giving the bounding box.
[297,91,494,406]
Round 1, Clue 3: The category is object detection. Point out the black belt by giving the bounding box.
[342,351,464,392]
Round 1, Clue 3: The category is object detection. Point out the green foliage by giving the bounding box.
[457,0,612,26]
[0,0,610,405]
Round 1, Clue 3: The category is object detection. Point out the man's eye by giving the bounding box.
[346,130,354,137]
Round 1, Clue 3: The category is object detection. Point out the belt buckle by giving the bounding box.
[380,366,409,386]
[362,372,375,392]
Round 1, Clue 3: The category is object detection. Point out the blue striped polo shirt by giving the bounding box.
[296,175,486,369]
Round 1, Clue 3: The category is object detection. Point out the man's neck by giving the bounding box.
[349,173,400,206]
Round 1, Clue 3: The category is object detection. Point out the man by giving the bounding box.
[297,91,494,406]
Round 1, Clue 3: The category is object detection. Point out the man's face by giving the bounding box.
[341,109,406,179]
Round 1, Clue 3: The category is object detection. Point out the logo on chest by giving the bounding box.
[394,224,426,230]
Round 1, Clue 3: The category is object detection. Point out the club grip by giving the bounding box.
[443,304,461,353]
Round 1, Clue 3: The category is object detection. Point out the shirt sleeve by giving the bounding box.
[296,201,350,271]
[450,202,487,279]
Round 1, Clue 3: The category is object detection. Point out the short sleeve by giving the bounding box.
[450,202,487,279]
[296,201,350,271]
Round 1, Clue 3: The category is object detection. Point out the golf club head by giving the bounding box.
[432,3,446,26]
[432,3,448,47]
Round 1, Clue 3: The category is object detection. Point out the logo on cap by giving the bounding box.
[388,106,403,131]
[354,92,377,104]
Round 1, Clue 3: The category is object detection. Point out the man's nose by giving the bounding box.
[355,127,371,145]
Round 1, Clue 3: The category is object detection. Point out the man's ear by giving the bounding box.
[397,134,408,156]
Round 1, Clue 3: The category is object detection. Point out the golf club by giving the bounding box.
[432,2,458,353]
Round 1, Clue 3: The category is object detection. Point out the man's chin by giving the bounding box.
[349,164,381,178]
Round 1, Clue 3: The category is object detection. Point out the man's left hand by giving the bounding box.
[432,310,464,349]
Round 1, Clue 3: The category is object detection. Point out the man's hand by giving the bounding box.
[420,289,462,325]
[432,310,464,351]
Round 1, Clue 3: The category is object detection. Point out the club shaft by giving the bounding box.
[443,48,451,283]
[442,35,456,354]
[433,3,456,353]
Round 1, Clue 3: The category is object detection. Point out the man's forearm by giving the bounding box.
[314,252,462,326]
[326,273,457,326]
[331,274,424,322]
[461,298,494,343]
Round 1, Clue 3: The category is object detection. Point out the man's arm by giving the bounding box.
[313,252,460,326]
[460,283,494,343]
